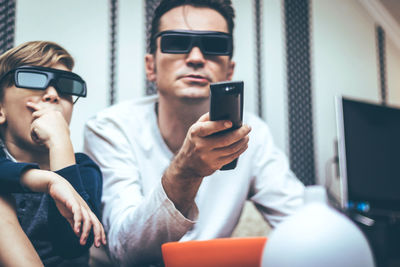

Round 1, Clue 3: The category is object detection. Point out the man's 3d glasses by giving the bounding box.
[0,65,87,103]
[155,30,233,56]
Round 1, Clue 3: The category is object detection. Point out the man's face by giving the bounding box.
[145,5,235,100]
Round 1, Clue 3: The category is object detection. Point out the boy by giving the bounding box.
[0,41,106,266]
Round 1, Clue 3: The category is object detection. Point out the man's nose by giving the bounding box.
[185,46,206,68]
[42,86,60,103]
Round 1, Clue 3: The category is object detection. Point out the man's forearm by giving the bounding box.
[161,158,203,217]
[106,182,196,266]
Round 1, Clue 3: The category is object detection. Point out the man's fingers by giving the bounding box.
[214,135,249,156]
[193,112,233,137]
[210,124,251,148]
[219,142,248,164]
[197,112,210,122]
[192,120,232,137]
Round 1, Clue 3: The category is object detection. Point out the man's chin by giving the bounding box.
[179,87,210,99]
[179,93,209,103]
[158,86,210,101]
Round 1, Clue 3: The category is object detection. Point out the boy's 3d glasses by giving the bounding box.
[155,30,233,56]
[0,65,87,99]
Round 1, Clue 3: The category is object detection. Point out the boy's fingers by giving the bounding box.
[30,127,41,144]
[102,227,107,245]
[79,208,91,245]
[66,218,75,232]
[72,204,82,235]
[31,111,42,120]
[90,213,101,247]
[97,215,107,245]
[26,101,41,111]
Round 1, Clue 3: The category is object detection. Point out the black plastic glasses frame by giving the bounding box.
[154,30,233,56]
[0,65,87,103]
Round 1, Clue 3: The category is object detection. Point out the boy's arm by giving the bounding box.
[18,162,106,258]
[0,156,39,193]
[0,194,43,267]
[56,153,103,217]
[46,156,104,258]
[27,103,106,250]
[0,155,105,257]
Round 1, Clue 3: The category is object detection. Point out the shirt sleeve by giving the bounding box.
[0,156,38,193]
[248,117,305,227]
[55,153,103,217]
[84,117,197,266]
[47,153,103,258]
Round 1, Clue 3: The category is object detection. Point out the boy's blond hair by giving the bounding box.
[0,41,74,98]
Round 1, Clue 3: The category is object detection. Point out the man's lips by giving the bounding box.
[180,74,210,84]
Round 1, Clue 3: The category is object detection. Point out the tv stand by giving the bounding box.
[350,212,400,267]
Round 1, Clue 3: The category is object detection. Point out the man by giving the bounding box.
[84,0,305,265]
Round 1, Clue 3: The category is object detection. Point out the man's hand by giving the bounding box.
[21,169,107,248]
[173,112,251,178]
[162,113,251,215]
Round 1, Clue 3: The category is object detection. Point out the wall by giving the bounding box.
[312,0,400,193]
[116,0,145,102]
[15,0,109,151]
[312,0,380,191]
[231,0,257,115]
[387,35,400,106]
[263,0,287,153]
[15,0,146,152]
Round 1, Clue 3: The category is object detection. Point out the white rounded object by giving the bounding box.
[261,186,375,267]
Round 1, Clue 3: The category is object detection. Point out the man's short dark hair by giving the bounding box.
[148,0,235,54]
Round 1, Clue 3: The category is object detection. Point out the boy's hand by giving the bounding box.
[21,169,107,247]
[26,102,70,148]
[26,101,75,170]
[48,175,107,247]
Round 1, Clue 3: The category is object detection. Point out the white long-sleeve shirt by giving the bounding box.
[84,95,305,266]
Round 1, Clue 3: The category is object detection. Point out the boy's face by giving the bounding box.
[0,63,73,148]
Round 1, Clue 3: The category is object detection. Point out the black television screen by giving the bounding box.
[337,97,400,213]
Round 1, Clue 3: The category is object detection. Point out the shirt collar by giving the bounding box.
[0,139,17,161]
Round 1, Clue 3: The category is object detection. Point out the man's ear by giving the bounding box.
[145,54,157,82]
[226,60,235,81]
[0,106,6,125]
